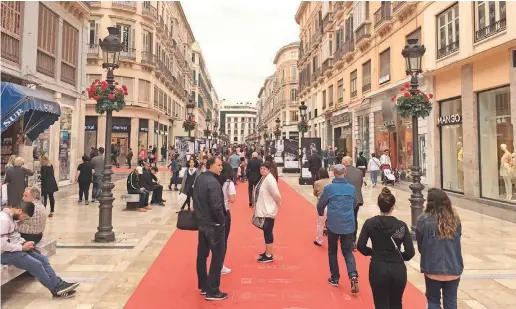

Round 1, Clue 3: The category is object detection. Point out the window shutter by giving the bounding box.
[131,27,135,50]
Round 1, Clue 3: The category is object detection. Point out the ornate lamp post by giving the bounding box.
[213,119,219,147]
[95,27,124,242]
[275,117,281,141]
[298,101,307,182]
[401,38,426,237]
[205,114,212,149]
[186,92,195,137]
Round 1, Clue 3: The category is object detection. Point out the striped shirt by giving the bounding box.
[17,200,46,235]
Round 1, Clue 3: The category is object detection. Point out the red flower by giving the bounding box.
[391,96,396,102]
[425,98,429,103]
[122,85,127,91]
[108,94,115,100]
[114,82,119,86]
[95,79,100,83]
[101,84,108,91]
[428,93,433,99]
[404,92,410,98]
[93,95,101,100]
[124,92,128,96]
[400,87,405,91]
[404,82,410,88]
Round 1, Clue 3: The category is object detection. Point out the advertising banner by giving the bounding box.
[283,138,299,169]
[265,139,284,164]
[175,136,195,178]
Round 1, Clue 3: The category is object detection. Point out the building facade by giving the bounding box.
[296,1,431,183]
[424,1,516,205]
[219,101,257,144]
[257,42,300,142]
[1,1,90,185]
[85,1,194,164]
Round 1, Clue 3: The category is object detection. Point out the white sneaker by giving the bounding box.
[221,265,231,275]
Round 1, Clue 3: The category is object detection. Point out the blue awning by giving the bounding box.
[1,82,61,140]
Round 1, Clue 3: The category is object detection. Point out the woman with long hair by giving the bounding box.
[313,167,331,246]
[357,187,415,308]
[4,155,17,172]
[219,162,236,275]
[39,155,58,217]
[417,188,463,309]
[253,162,282,263]
[180,158,200,210]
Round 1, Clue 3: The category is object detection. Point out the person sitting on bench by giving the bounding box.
[17,187,46,244]
[140,165,165,206]
[127,167,150,212]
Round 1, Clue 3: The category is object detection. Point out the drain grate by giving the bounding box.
[57,245,135,249]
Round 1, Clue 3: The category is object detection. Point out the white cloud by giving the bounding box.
[182,0,300,102]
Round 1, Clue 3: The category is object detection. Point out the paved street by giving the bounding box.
[1,171,516,308]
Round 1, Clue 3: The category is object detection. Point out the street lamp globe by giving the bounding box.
[186,92,195,117]
[275,117,281,126]
[298,101,307,119]
[99,27,124,70]
[401,38,426,76]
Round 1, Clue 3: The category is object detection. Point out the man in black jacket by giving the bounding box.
[126,167,149,211]
[193,157,227,301]
[308,152,322,182]
[140,165,165,206]
[246,152,262,207]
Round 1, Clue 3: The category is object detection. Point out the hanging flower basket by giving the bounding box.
[274,129,281,137]
[84,80,128,115]
[393,82,434,119]
[182,119,197,132]
[203,129,212,137]
[297,121,309,133]
[212,131,218,138]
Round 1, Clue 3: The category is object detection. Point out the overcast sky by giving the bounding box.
[182,0,300,103]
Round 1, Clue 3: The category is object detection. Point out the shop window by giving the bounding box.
[437,4,459,59]
[478,86,513,202]
[439,98,464,193]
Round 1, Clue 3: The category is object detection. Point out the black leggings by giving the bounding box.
[263,218,275,244]
[369,261,407,309]
[43,192,55,213]
[223,210,231,261]
[181,189,193,210]
[79,182,91,201]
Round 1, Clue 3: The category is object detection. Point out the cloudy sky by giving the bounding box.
[182,0,300,103]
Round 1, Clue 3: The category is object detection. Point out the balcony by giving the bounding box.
[322,58,334,75]
[311,27,323,49]
[87,44,99,58]
[362,83,371,93]
[323,12,333,31]
[120,48,136,61]
[156,15,164,32]
[475,19,507,43]
[355,23,371,49]
[112,1,136,12]
[142,4,157,21]
[334,40,354,65]
[141,51,156,66]
[392,1,416,18]
[334,1,345,19]
[437,40,459,59]
[374,3,393,34]
[351,90,357,98]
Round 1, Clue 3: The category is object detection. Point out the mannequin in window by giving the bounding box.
[500,144,512,201]
[457,142,464,190]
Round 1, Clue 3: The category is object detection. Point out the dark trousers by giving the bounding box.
[369,261,407,309]
[232,168,239,184]
[78,182,91,201]
[327,229,358,281]
[92,175,102,200]
[43,192,55,213]
[311,171,318,183]
[353,204,362,241]
[197,225,225,294]
[128,189,149,208]
[20,233,43,245]
[248,180,257,206]
[223,211,231,262]
[181,188,193,210]
[169,172,179,188]
[323,158,329,170]
[127,158,132,169]
[150,185,163,203]
[425,276,460,309]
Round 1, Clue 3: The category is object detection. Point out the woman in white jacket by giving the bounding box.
[254,161,282,263]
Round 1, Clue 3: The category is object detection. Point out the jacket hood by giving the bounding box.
[370,215,404,237]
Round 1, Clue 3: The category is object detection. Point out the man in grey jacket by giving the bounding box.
[342,156,364,244]
[1,203,79,298]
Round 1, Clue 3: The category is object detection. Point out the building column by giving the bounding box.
[429,75,440,188]
[97,115,106,148]
[461,63,480,198]
[148,121,155,147]
[130,117,139,165]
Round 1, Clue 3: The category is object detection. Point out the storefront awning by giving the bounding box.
[1,82,61,140]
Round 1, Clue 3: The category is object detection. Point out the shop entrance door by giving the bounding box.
[111,137,128,166]
[389,132,398,169]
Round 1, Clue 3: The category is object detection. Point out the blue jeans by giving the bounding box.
[327,229,358,280]
[1,250,62,294]
[370,170,379,185]
[425,276,460,309]
[92,175,102,199]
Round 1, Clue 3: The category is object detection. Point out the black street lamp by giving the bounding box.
[205,114,212,149]
[95,26,124,242]
[298,101,307,182]
[275,117,281,141]
[213,119,218,147]
[402,38,426,237]
[186,92,195,137]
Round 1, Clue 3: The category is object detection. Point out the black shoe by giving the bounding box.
[200,289,207,295]
[55,281,80,296]
[174,188,179,191]
[53,290,76,299]
[160,199,166,203]
[328,277,339,287]
[351,277,359,294]
[257,254,273,263]
[158,202,165,206]
[168,185,172,190]
[313,241,322,247]
[205,291,228,301]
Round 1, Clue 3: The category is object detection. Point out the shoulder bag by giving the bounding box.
[252,178,266,229]
[176,209,198,231]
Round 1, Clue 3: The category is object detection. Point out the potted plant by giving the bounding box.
[393,82,433,119]
[297,120,309,133]
[84,80,128,114]
[182,119,197,133]
[203,129,212,137]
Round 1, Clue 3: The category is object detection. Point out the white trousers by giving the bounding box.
[315,208,327,244]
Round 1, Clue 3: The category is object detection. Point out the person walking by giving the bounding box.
[356,151,368,187]
[193,157,227,301]
[2,157,34,208]
[246,152,262,208]
[308,151,322,183]
[75,155,93,205]
[317,164,359,293]
[168,154,180,191]
[368,153,382,187]
[253,161,282,263]
[161,144,167,163]
[416,188,463,309]
[313,167,331,247]
[39,156,58,217]
[229,149,241,184]
[91,147,105,202]
[138,146,146,167]
[179,158,200,210]
[322,147,329,170]
[357,187,415,308]
[341,156,364,247]
[126,148,133,169]
[328,146,336,169]
[220,162,236,275]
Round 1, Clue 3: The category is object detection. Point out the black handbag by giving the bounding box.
[176,209,198,231]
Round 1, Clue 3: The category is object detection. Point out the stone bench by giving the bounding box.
[121,193,141,210]
[1,238,57,285]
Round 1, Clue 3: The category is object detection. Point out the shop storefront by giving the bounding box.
[438,98,463,193]
[59,107,73,181]
[478,86,514,203]
[84,116,98,154]
[111,117,131,161]
[138,119,149,150]
[332,112,352,157]
[355,114,370,160]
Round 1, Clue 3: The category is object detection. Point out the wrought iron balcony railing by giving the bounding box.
[374,3,392,28]
[437,40,459,59]
[475,19,506,43]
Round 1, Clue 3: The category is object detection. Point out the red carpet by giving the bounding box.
[124,179,426,309]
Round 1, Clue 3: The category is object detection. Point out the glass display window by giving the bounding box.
[439,98,464,193]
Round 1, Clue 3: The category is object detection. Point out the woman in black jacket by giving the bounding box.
[179,158,200,210]
[357,187,415,308]
[40,155,58,217]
